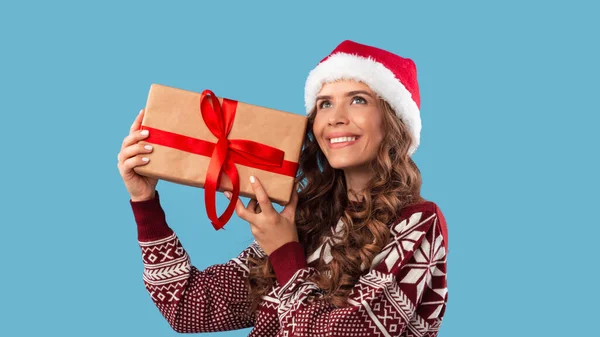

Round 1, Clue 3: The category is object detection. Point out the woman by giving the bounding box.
[118,40,449,336]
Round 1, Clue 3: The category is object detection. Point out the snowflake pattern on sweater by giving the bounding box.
[130,190,448,336]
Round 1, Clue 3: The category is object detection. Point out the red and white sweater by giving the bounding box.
[130,191,449,336]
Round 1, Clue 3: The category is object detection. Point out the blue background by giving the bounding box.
[1,0,598,336]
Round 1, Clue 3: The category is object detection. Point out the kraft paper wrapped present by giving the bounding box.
[133,84,307,230]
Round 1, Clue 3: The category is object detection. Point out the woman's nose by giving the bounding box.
[328,106,349,126]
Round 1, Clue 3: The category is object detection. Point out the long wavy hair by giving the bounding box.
[245,97,426,314]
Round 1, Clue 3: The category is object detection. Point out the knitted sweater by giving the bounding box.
[130,190,449,336]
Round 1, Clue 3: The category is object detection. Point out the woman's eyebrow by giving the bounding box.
[316,90,374,101]
[346,90,374,97]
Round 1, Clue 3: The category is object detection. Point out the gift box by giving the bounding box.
[133,84,307,230]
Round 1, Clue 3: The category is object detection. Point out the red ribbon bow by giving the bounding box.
[140,89,296,231]
[200,90,287,230]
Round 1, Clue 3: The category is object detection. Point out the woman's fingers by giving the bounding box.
[120,129,150,155]
[248,176,274,213]
[247,199,260,214]
[130,109,145,133]
[225,191,257,224]
[118,142,154,165]
[281,183,299,218]
[246,199,262,214]
[120,153,151,176]
[223,176,273,222]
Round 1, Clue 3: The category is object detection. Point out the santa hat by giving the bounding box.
[304,40,422,156]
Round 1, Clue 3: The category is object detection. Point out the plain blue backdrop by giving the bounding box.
[1,0,598,336]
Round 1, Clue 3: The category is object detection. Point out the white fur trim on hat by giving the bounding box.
[304,52,421,156]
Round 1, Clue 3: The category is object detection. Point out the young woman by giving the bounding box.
[118,40,449,336]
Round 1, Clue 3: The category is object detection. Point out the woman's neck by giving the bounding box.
[343,166,373,202]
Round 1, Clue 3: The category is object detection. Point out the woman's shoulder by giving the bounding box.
[393,199,446,229]
[394,198,449,249]
[398,199,439,216]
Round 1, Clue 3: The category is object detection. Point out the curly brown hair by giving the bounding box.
[245,98,426,314]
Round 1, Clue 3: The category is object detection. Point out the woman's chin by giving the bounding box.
[328,160,360,171]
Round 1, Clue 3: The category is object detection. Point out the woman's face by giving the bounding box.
[312,80,385,171]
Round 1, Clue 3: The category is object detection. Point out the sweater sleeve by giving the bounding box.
[130,190,265,333]
[269,204,449,337]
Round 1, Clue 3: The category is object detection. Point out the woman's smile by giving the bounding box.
[327,136,361,149]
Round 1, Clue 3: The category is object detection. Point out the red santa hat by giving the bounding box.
[304,40,422,156]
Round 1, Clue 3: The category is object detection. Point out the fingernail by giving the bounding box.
[140,130,149,136]
[139,109,143,114]
[249,175,255,183]
[142,157,149,162]
[224,191,231,198]
[144,145,153,150]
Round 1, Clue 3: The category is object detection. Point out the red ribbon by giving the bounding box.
[140,90,298,230]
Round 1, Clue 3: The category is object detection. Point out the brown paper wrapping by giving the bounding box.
[133,84,307,205]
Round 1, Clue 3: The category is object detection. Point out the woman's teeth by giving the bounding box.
[330,136,357,144]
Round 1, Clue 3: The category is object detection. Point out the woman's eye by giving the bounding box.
[318,101,332,109]
[352,96,367,104]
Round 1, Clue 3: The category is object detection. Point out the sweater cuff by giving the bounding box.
[129,190,173,242]
[269,241,308,286]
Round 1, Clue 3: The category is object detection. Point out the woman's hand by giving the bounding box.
[117,109,159,201]
[224,176,299,256]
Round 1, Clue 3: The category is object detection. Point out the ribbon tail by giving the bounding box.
[204,160,221,230]
[213,161,240,230]
[207,161,239,230]
[204,138,229,229]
